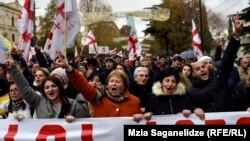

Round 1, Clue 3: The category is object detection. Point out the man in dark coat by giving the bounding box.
[187,13,243,112]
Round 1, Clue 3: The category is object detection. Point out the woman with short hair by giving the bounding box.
[56,52,148,122]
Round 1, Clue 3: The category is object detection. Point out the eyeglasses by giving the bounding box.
[137,74,149,78]
[10,88,19,93]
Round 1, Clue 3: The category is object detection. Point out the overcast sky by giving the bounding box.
[1,0,249,37]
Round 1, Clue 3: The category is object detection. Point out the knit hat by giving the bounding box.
[51,68,69,89]
[198,56,212,62]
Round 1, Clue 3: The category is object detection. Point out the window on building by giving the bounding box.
[11,17,15,27]
[12,34,15,42]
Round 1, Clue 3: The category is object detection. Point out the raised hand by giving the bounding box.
[232,12,244,36]
[54,51,71,70]
[5,53,16,69]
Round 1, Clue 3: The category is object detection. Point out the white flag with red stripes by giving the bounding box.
[127,31,141,63]
[83,31,99,55]
[16,0,34,62]
[192,19,203,59]
[44,0,81,60]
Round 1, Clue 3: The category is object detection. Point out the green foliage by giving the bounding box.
[241,2,250,33]
[37,0,57,47]
[241,1,250,54]
[144,0,213,56]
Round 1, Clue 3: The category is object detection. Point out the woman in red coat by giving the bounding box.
[55,52,148,122]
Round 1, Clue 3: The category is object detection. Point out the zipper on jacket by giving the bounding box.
[170,98,173,114]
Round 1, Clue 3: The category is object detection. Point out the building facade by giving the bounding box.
[0,0,21,47]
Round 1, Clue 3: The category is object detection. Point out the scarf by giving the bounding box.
[106,89,126,102]
[12,99,24,111]
[96,86,127,104]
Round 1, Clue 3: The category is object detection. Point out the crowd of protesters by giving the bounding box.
[0,12,248,123]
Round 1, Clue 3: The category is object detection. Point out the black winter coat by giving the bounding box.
[187,37,240,112]
[146,82,189,115]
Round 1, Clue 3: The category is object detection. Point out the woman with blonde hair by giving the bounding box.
[56,52,148,122]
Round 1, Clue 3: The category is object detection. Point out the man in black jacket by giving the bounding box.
[187,13,243,113]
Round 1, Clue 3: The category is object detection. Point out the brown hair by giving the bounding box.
[40,76,69,105]
[8,83,26,113]
[35,67,50,77]
[107,70,129,90]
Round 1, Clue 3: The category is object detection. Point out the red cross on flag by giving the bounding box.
[44,0,81,60]
[16,0,34,62]
[127,31,142,66]
[192,19,203,59]
[83,31,99,55]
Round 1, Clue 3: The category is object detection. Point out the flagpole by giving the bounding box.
[64,0,67,59]
[18,35,22,50]
[198,0,203,51]
[80,46,84,55]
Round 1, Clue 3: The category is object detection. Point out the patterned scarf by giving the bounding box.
[12,99,24,111]
[96,86,127,104]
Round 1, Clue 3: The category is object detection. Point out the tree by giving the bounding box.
[207,10,227,37]
[144,0,213,56]
[36,0,57,47]
[78,0,117,56]
[79,0,112,13]
[144,0,190,56]
[241,1,250,54]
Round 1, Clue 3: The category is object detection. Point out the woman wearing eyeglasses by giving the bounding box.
[129,67,152,113]
[0,83,32,120]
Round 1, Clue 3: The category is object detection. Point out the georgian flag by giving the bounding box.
[83,30,99,55]
[16,0,34,62]
[127,31,141,65]
[192,19,203,59]
[44,0,81,60]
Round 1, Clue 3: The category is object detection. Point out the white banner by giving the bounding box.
[0,112,250,141]
[89,46,109,54]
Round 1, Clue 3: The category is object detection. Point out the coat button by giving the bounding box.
[116,108,119,112]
